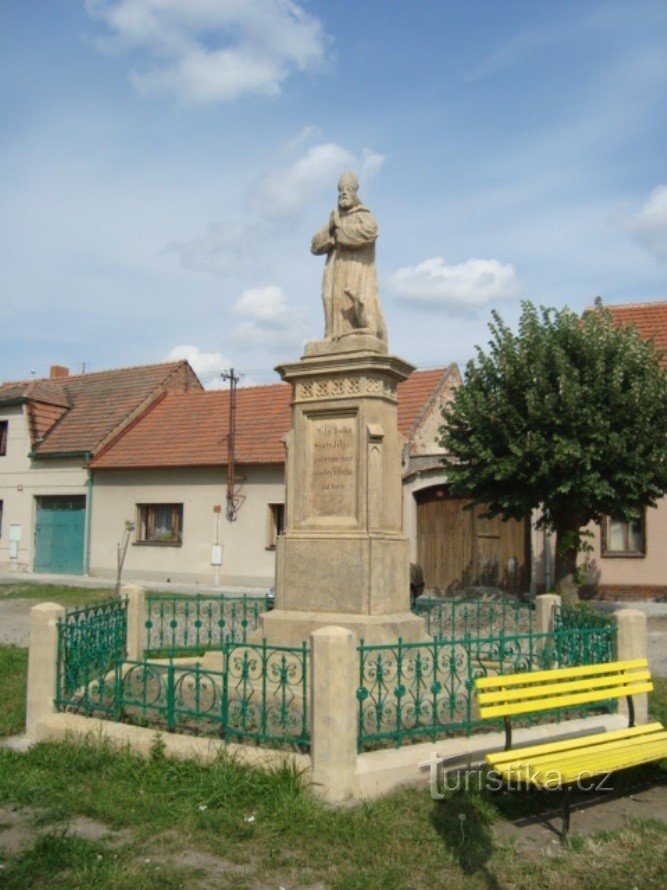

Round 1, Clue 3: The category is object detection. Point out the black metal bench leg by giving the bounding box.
[562,785,572,840]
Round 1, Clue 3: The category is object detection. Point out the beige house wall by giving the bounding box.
[0,405,88,572]
[531,499,667,597]
[89,465,285,588]
[582,500,667,593]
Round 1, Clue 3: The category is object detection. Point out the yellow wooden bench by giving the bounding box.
[475,659,667,837]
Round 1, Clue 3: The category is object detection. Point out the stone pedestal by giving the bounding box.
[260,342,427,645]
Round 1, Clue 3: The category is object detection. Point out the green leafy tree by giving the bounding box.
[439,299,667,601]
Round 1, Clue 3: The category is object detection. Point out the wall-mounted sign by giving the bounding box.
[9,524,21,543]
[211,544,223,566]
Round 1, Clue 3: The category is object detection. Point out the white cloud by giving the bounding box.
[387,257,521,309]
[281,125,321,154]
[169,140,385,273]
[231,285,310,352]
[86,0,327,104]
[624,184,667,261]
[165,344,231,388]
[165,221,263,275]
[254,142,385,220]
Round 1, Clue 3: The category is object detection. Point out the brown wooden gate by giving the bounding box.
[415,486,529,594]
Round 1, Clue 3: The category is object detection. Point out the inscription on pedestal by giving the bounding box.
[307,415,357,520]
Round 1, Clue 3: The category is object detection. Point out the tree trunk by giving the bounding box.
[554,518,584,605]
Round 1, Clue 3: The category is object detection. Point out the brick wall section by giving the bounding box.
[584,584,667,602]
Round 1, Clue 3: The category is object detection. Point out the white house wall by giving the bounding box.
[89,466,285,588]
[0,405,88,572]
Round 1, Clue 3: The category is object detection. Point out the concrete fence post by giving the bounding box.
[123,584,146,662]
[26,602,65,739]
[310,626,358,804]
[613,608,649,724]
[534,593,560,653]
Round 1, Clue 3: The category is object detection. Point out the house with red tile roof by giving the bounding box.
[605,301,667,369]
[585,300,667,600]
[0,361,200,574]
[86,367,466,588]
[533,300,667,601]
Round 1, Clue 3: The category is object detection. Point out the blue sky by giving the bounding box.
[1,1,666,386]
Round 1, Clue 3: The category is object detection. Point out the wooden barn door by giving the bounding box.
[416,487,474,592]
[415,486,529,594]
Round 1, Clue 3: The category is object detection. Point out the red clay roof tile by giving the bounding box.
[607,301,667,369]
[1,361,200,454]
[90,368,456,469]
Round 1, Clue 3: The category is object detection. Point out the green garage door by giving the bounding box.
[34,496,86,575]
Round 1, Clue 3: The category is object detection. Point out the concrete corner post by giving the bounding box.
[534,593,560,652]
[26,602,65,739]
[123,584,146,661]
[613,608,649,724]
[310,626,358,804]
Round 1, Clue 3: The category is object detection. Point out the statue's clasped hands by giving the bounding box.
[329,209,341,235]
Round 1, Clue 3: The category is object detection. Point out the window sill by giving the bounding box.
[133,540,182,548]
[600,551,645,559]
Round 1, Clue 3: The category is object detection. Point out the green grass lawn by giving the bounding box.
[0,583,116,607]
[0,645,665,888]
[0,646,28,738]
[649,673,667,726]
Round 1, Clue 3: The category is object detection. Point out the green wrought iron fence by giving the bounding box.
[554,603,614,631]
[56,640,309,750]
[412,597,535,641]
[357,622,616,750]
[56,598,127,701]
[144,593,271,656]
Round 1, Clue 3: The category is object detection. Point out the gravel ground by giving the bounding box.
[0,599,33,648]
[647,617,667,677]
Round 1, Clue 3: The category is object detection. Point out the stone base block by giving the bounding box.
[258,608,429,646]
[303,334,387,357]
[276,534,410,615]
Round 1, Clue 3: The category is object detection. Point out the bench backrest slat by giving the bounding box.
[478,670,651,706]
[475,658,647,690]
[474,659,650,719]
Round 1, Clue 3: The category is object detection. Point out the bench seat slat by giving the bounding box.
[479,681,653,719]
[475,658,647,690]
[487,722,663,766]
[478,670,651,706]
[496,738,667,787]
[489,727,667,773]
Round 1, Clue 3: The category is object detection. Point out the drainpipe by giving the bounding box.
[83,462,93,575]
[543,527,552,592]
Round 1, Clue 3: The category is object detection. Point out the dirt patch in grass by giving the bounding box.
[492,782,667,857]
[0,805,132,856]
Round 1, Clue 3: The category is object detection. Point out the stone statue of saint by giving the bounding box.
[311,171,387,344]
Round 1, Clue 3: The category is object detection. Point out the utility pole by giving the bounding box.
[221,368,242,521]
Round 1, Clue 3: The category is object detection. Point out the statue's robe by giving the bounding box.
[311,203,387,342]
